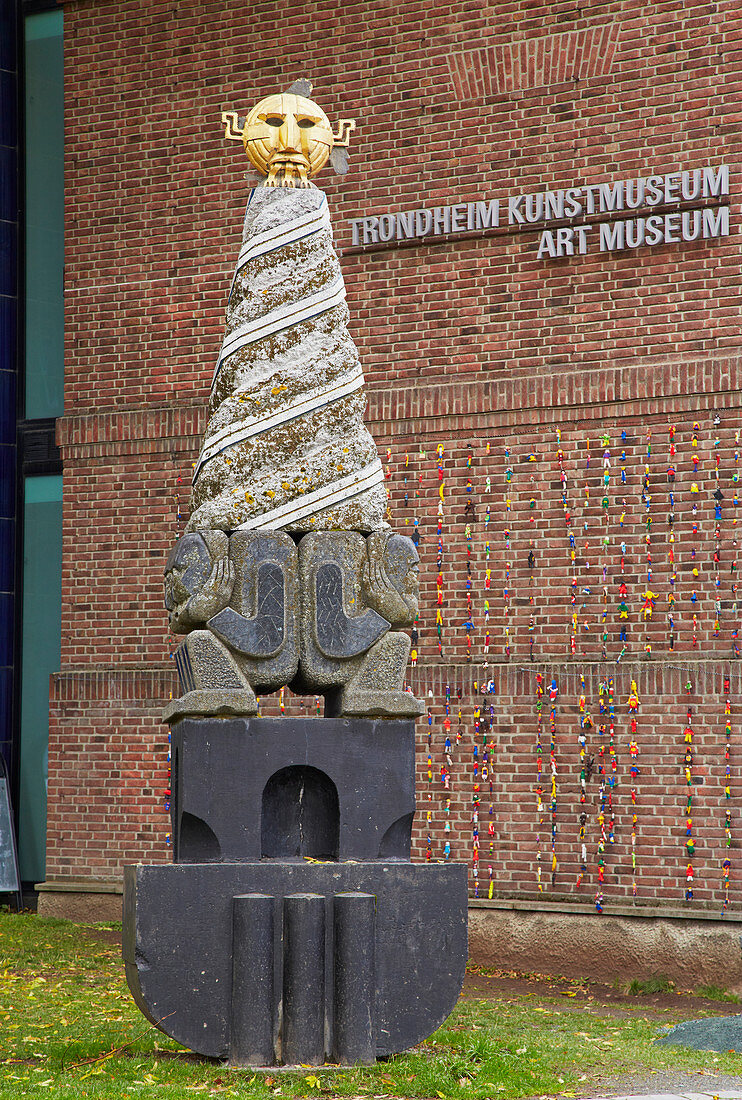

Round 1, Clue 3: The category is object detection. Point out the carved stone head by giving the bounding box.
[164,531,228,631]
[383,533,420,621]
[164,534,213,628]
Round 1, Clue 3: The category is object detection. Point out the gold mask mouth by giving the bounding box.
[263,150,313,189]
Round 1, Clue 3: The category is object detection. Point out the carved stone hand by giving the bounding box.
[186,557,236,624]
[361,555,410,627]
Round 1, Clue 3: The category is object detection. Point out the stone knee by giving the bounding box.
[174,630,250,693]
[340,633,424,718]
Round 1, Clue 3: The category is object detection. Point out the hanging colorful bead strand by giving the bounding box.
[690,423,701,648]
[684,680,695,901]
[549,676,558,887]
[436,443,445,656]
[464,521,474,662]
[535,672,544,892]
[526,453,538,661]
[439,687,452,820]
[607,677,617,845]
[426,700,434,862]
[463,445,476,661]
[481,677,496,897]
[641,430,656,656]
[442,683,452,855]
[616,430,629,663]
[556,430,578,655]
[483,457,493,658]
[576,674,593,888]
[406,447,419,664]
[580,437,592,652]
[732,430,740,658]
[411,443,423,549]
[483,534,491,658]
[164,727,172,849]
[471,695,489,897]
[527,545,536,661]
[723,674,733,912]
[667,425,678,652]
[628,679,640,899]
[713,415,723,639]
[600,434,611,660]
[503,448,512,658]
[472,694,481,896]
[384,445,392,503]
[595,680,609,911]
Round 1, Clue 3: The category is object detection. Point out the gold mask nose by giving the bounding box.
[278,113,301,151]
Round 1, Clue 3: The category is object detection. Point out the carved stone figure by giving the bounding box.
[163,530,299,720]
[296,530,422,716]
[127,84,466,1071]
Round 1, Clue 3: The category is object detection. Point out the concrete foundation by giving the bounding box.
[469,900,742,994]
[36,880,123,922]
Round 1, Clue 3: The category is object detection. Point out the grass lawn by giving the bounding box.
[1,910,741,1099]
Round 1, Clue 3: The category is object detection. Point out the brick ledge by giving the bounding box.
[470,897,742,923]
[34,881,740,923]
[36,879,123,895]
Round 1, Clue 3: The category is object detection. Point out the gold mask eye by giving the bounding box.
[265,116,283,127]
[297,117,315,129]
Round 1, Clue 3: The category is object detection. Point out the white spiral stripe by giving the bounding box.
[212,275,347,389]
[236,460,385,531]
[237,199,330,268]
[226,200,331,307]
[192,365,366,484]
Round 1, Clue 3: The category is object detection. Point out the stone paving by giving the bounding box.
[584,1094,742,1100]
[658,1018,742,1054]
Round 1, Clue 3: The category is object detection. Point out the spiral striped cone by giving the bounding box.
[187,186,387,534]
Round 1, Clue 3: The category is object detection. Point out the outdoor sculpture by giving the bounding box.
[124,81,467,1068]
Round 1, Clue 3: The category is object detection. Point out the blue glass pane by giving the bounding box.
[0,218,16,297]
[0,517,14,588]
[0,297,15,374]
[18,474,62,882]
[0,1,16,73]
[24,11,63,420]
[0,67,17,147]
[0,144,18,216]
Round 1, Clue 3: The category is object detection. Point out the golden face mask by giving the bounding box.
[244,93,334,186]
[222,83,355,188]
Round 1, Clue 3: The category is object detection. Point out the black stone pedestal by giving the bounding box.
[124,861,467,1064]
[169,716,416,863]
[124,716,468,1065]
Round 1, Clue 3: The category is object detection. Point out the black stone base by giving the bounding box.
[123,861,467,1065]
[169,717,416,863]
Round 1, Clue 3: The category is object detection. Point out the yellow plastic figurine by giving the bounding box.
[221,79,355,188]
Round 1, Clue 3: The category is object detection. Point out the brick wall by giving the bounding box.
[49,0,742,914]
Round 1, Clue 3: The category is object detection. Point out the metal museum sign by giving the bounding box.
[349,164,730,258]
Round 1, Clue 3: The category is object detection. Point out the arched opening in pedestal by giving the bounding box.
[261,765,339,860]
